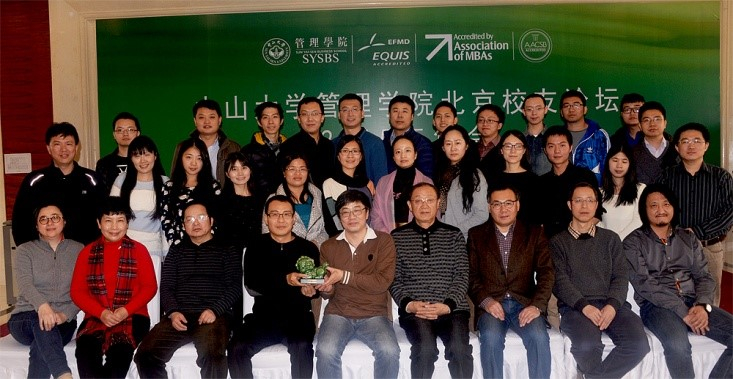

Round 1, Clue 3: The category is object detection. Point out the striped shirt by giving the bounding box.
[390,220,470,314]
[660,163,733,241]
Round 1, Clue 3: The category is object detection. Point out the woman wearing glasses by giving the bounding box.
[322,135,375,230]
[372,136,433,233]
[161,138,221,246]
[263,153,337,248]
[110,136,169,258]
[436,125,489,239]
[492,130,541,225]
[9,203,83,379]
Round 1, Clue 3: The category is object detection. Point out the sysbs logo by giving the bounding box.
[518,29,552,63]
[262,38,291,66]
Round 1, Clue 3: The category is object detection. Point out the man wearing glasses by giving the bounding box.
[315,190,400,379]
[280,96,335,187]
[390,182,473,378]
[333,93,388,184]
[476,103,506,177]
[610,93,645,150]
[660,123,733,306]
[633,101,679,184]
[229,195,321,378]
[559,89,610,185]
[96,112,140,191]
[467,184,553,379]
[551,182,649,378]
[135,201,242,379]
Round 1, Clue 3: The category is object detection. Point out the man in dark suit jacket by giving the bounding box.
[467,184,554,379]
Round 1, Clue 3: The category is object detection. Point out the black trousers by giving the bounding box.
[75,315,150,379]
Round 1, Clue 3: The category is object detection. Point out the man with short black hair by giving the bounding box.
[280,96,335,187]
[660,122,733,306]
[13,122,106,246]
[333,93,388,184]
[551,182,649,378]
[383,95,434,178]
[391,182,473,378]
[228,195,320,379]
[624,184,732,378]
[171,99,241,184]
[521,94,551,175]
[475,103,505,177]
[96,112,140,191]
[241,101,287,195]
[559,89,610,185]
[610,93,645,150]
[315,190,400,379]
[633,101,678,184]
[134,201,242,379]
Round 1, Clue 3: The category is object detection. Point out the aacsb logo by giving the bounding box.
[262,38,291,66]
[518,29,552,63]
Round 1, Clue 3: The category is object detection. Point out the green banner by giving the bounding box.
[96,2,721,168]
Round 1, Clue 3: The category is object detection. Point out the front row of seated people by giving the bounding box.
[9,183,733,378]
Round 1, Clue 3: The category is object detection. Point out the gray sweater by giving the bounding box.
[550,228,628,311]
[12,238,84,320]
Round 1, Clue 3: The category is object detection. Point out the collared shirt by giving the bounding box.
[661,163,733,240]
[207,138,220,178]
[644,138,668,159]
[567,223,597,239]
[478,136,500,159]
[494,223,516,271]
[336,225,378,255]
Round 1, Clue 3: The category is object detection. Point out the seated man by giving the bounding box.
[551,182,650,378]
[315,190,400,379]
[228,195,321,378]
[624,184,732,378]
[134,201,242,378]
[390,182,473,378]
[468,185,554,379]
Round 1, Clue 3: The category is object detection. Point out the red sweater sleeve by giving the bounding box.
[124,243,158,316]
[70,244,107,318]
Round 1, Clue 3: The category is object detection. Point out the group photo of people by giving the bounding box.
[7,90,733,379]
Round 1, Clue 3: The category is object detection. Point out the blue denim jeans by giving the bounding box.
[477,298,551,379]
[560,300,650,378]
[315,314,400,379]
[641,299,733,378]
[9,310,77,379]
[399,311,473,379]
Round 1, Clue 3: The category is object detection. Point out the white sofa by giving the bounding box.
[0,257,725,378]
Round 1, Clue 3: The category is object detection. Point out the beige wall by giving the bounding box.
[45,0,733,268]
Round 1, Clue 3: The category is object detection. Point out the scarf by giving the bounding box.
[438,165,460,216]
[254,131,286,153]
[332,167,369,189]
[392,166,416,225]
[77,236,138,353]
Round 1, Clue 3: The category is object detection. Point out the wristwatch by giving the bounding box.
[696,303,712,313]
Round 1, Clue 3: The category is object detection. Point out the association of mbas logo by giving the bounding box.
[262,38,291,66]
[358,33,412,66]
[518,29,552,63]
[425,33,509,62]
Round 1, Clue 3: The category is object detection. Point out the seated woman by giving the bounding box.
[598,143,646,240]
[322,135,375,230]
[492,130,541,225]
[217,152,263,252]
[263,153,337,248]
[110,135,169,258]
[436,125,489,239]
[70,197,158,379]
[162,138,221,246]
[9,202,84,379]
[372,136,433,233]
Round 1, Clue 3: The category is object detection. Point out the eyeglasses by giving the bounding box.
[490,200,517,209]
[622,107,640,114]
[678,138,705,146]
[267,211,294,219]
[640,116,664,125]
[299,111,322,118]
[38,214,62,225]
[114,128,139,134]
[339,207,366,218]
[572,198,597,205]
[339,107,361,113]
[477,118,499,125]
[523,106,545,113]
[562,103,583,110]
[184,214,209,224]
[410,197,437,205]
[285,167,308,174]
[502,143,525,151]
[339,149,361,156]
